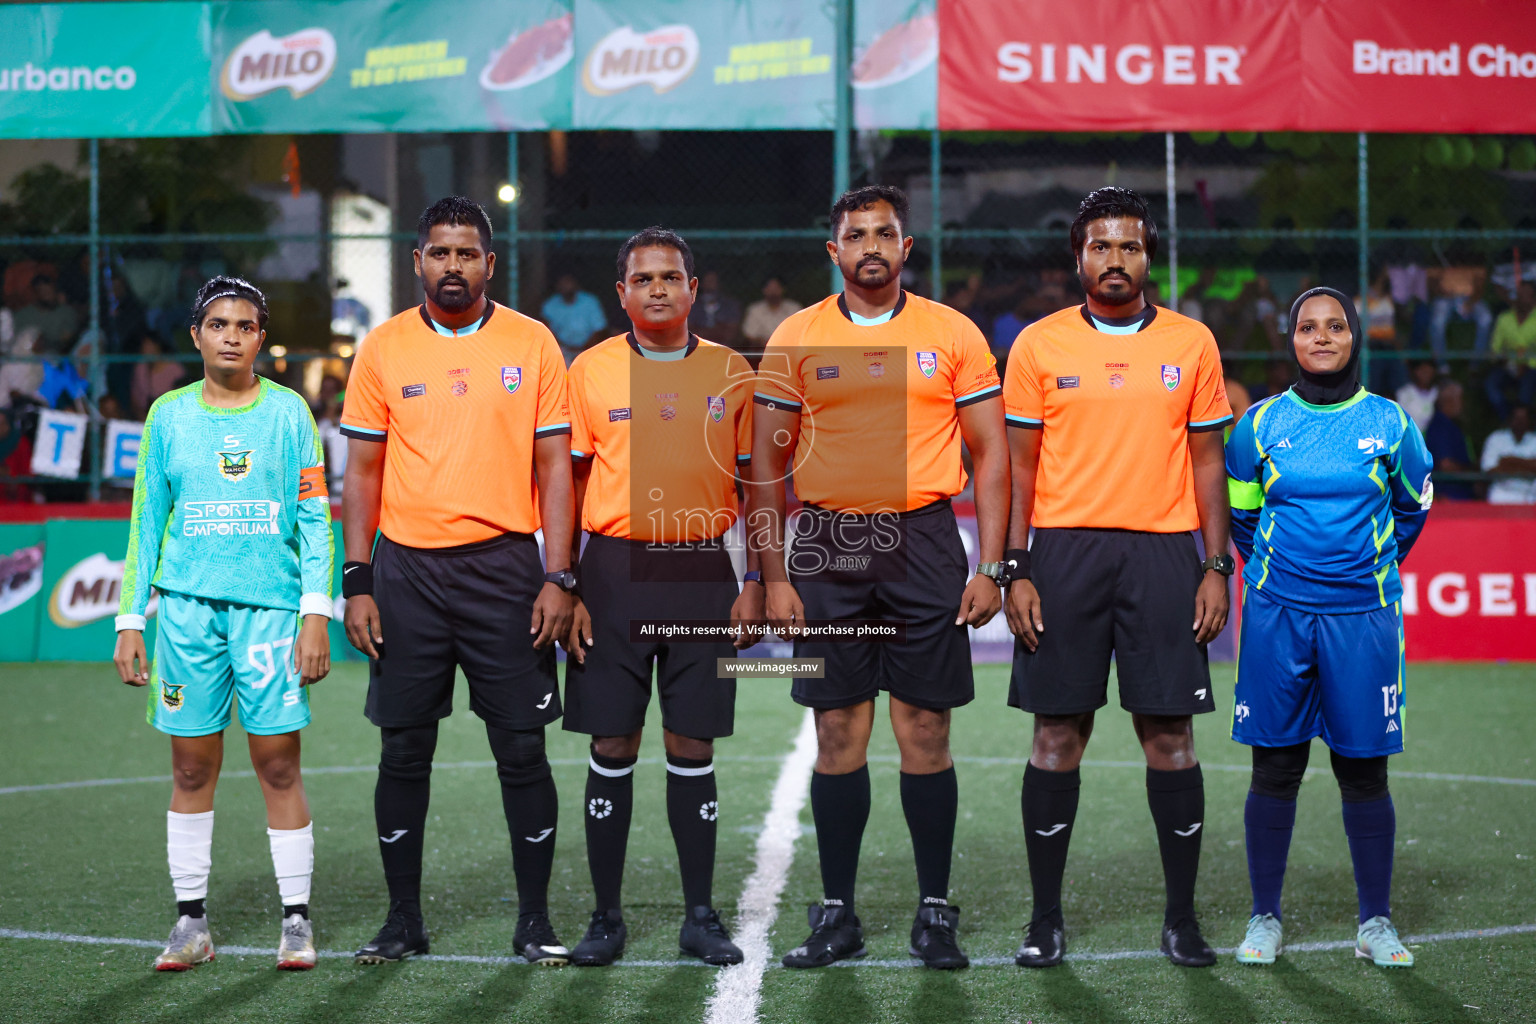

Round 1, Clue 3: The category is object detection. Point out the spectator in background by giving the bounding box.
[129,333,186,419]
[1486,281,1536,422]
[943,273,983,330]
[12,276,79,355]
[2,258,56,311]
[1424,381,1475,501]
[0,405,34,504]
[1361,272,1406,396]
[1395,360,1438,432]
[1481,404,1536,505]
[38,333,93,413]
[541,273,608,365]
[0,328,44,409]
[1428,263,1492,365]
[692,271,741,348]
[313,374,348,493]
[1224,371,1253,423]
[741,276,801,351]
[1257,359,1295,400]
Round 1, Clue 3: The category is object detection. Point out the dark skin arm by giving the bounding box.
[566,456,593,662]
[955,397,1008,626]
[342,437,385,658]
[531,433,575,649]
[1189,429,1232,643]
[746,402,804,635]
[1003,426,1044,649]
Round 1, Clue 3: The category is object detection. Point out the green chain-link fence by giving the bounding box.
[2,129,1532,497]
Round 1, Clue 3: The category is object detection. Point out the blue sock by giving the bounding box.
[1341,795,1395,923]
[1244,792,1296,920]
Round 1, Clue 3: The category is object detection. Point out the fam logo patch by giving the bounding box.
[1056,376,1080,389]
[451,380,468,396]
[1162,364,1182,391]
[916,351,937,378]
[816,366,840,380]
[609,407,632,422]
[868,360,885,379]
[161,681,185,712]
[402,383,426,399]
[502,366,521,394]
[707,396,725,423]
[1109,373,1125,389]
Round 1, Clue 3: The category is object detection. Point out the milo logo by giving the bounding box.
[582,24,699,95]
[221,28,337,100]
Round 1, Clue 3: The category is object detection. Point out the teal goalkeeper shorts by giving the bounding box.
[146,591,312,737]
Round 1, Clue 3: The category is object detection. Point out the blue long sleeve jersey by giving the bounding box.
[115,377,335,630]
[1225,388,1432,614]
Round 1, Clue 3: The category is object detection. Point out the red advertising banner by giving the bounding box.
[939,0,1536,133]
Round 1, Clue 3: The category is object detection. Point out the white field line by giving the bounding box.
[5,755,1533,797]
[703,709,818,1024]
[2,922,1533,970]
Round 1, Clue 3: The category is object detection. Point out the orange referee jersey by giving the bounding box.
[341,302,571,548]
[570,334,753,543]
[1004,304,1232,533]
[754,291,1000,514]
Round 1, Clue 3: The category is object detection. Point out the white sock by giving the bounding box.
[268,822,314,908]
[167,810,214,905]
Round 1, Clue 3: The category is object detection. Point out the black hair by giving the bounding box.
[615,226,695,282]
[191,275,268,331]
[1069,186,1159,263]
[830,184,909,237]
[416,195,493,252]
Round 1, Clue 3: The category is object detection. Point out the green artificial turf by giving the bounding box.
[1,661,1532,1023]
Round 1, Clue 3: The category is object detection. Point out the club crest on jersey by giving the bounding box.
[502,366,521,394]
[916,351,937,378]
[161,681,185,712]
[217,449,253,482]
[1162,364,1181,391]
[707,396,725,422]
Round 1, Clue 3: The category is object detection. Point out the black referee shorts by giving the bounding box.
[789,499,973,712]
[365,532,560,731]
[562,533,738,740]
[1009,528,1215,718]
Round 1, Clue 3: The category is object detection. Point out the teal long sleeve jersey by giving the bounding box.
[116,377,335,630]
[1225,388,1433,614]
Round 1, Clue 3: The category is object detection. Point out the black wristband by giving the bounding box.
[1004,547,1031,582]
[341,561,373,599]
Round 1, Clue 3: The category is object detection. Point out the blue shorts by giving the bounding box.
[147,592,312,737]
[1231,586,1404,758]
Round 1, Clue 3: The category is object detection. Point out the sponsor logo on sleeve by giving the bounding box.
[609,407,632,422]
[402,383,426,398]
[816,366,840,380]
[1056,376,1080,389]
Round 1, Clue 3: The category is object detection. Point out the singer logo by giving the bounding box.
[582,24,699,96]
[221,28,338,101]
[996,42,1242,86]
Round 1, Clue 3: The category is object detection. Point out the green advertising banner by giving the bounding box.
[35,519,155,662]
[853,0,937,130]
[0,524,45,661]
[572,0,835,129]
[0,2,211,138]
[209,0,572,134]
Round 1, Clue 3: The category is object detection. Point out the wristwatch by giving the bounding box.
[975,561,1008,586]
[544,569,579,593]
[742,570,764,585]
[1201,554,1236,577]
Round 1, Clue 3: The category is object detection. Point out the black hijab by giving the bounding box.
[1286,285,1362,406]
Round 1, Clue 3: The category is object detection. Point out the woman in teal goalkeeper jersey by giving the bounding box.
[112,277,334,972]
[1224,287,1432,970]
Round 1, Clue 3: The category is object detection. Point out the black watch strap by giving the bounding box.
[1201,553,1236,577]
[544,570,579,593]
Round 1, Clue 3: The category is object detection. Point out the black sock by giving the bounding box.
[666,754,718,910]
[1147,764,1205,926]
[376,725,436,918]
[900,767,957,906]
[177,898,205,919]
[1022,763,1080,925]
[810,765,870,912]
[283,903,309,920]
[489,735,559,919]
[585,749,636,914]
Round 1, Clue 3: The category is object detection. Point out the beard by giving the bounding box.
[1078,265,1145,308]
[429,274,479,313]
[845,254,900,289]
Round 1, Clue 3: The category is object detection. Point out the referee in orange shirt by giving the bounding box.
[748,185,1009,970]
[561,227,756,967]
[1004,187,1233,969]
[340,197,577,966]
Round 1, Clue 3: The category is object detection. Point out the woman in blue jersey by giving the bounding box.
[1224,286,1431,968]
[112,277,334,972]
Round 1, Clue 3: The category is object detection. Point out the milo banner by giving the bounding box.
[573,0,836,129]
[0,2,209,139]
[853,0,938,130]
[209,0,573,133]
[0,524,45,662]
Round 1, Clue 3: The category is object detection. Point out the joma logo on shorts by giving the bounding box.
[830,554,872,571]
